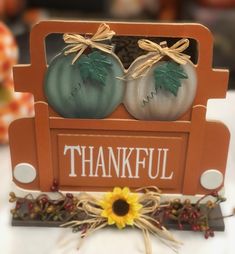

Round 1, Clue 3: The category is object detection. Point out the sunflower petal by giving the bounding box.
[116,219,125,229]
[101,210,108,217]
[122,187,130,197]
[125,216,134,225]
[113,187,122,195]
[108,216,115,225]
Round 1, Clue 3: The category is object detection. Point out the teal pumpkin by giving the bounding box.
[44,50,125,118]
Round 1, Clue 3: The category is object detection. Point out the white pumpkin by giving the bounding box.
[123,54,197,121]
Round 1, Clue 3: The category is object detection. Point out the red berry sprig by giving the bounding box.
[204,228,214,239]
[50,179,59,192]
[155,190,228,238]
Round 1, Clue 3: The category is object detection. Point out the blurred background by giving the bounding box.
[0,0,235,143]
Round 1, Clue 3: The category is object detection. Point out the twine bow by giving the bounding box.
[61,187,181,254]
[130,38,192,79]
[63,23,115,64]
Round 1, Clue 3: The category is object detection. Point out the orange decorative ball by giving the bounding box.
[0,22,18,83]
[0,22,33,144]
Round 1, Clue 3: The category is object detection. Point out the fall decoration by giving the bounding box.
[123,38,197,121]
[10,187,235,254]
[44,24,125,119]
[0,22,33,143]
[99,187,142,229]
[62,187,180,253]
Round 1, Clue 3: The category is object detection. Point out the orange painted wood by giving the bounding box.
[34,101,54,191]
[58,134,184,191]
[13,65,32,94]
[49,117,191,132]
[13,21,228,115]
[197,121,230,194]
[193,68,229,106]
[182,105,206,194]
[8,117,40,190]
[9,21,230,194]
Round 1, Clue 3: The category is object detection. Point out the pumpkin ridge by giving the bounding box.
[124,58,197,120]
[45,49,125,118]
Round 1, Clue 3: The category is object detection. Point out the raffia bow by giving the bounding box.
[63,23,115,64]
[130,38,192,79]
[61,187,181,254]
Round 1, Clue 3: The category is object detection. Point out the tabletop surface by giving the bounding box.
[0,91,235,254]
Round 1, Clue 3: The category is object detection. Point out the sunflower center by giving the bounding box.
[112,199,130,216]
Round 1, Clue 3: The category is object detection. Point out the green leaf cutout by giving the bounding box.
[77,51,112,86]
[154,61,188,96]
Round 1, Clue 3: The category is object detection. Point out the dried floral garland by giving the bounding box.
[9,187,234,254]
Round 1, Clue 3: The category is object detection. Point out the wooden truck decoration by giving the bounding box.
[9,21,230,198]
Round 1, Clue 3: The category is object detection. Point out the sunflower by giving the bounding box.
[99,187,142,229]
